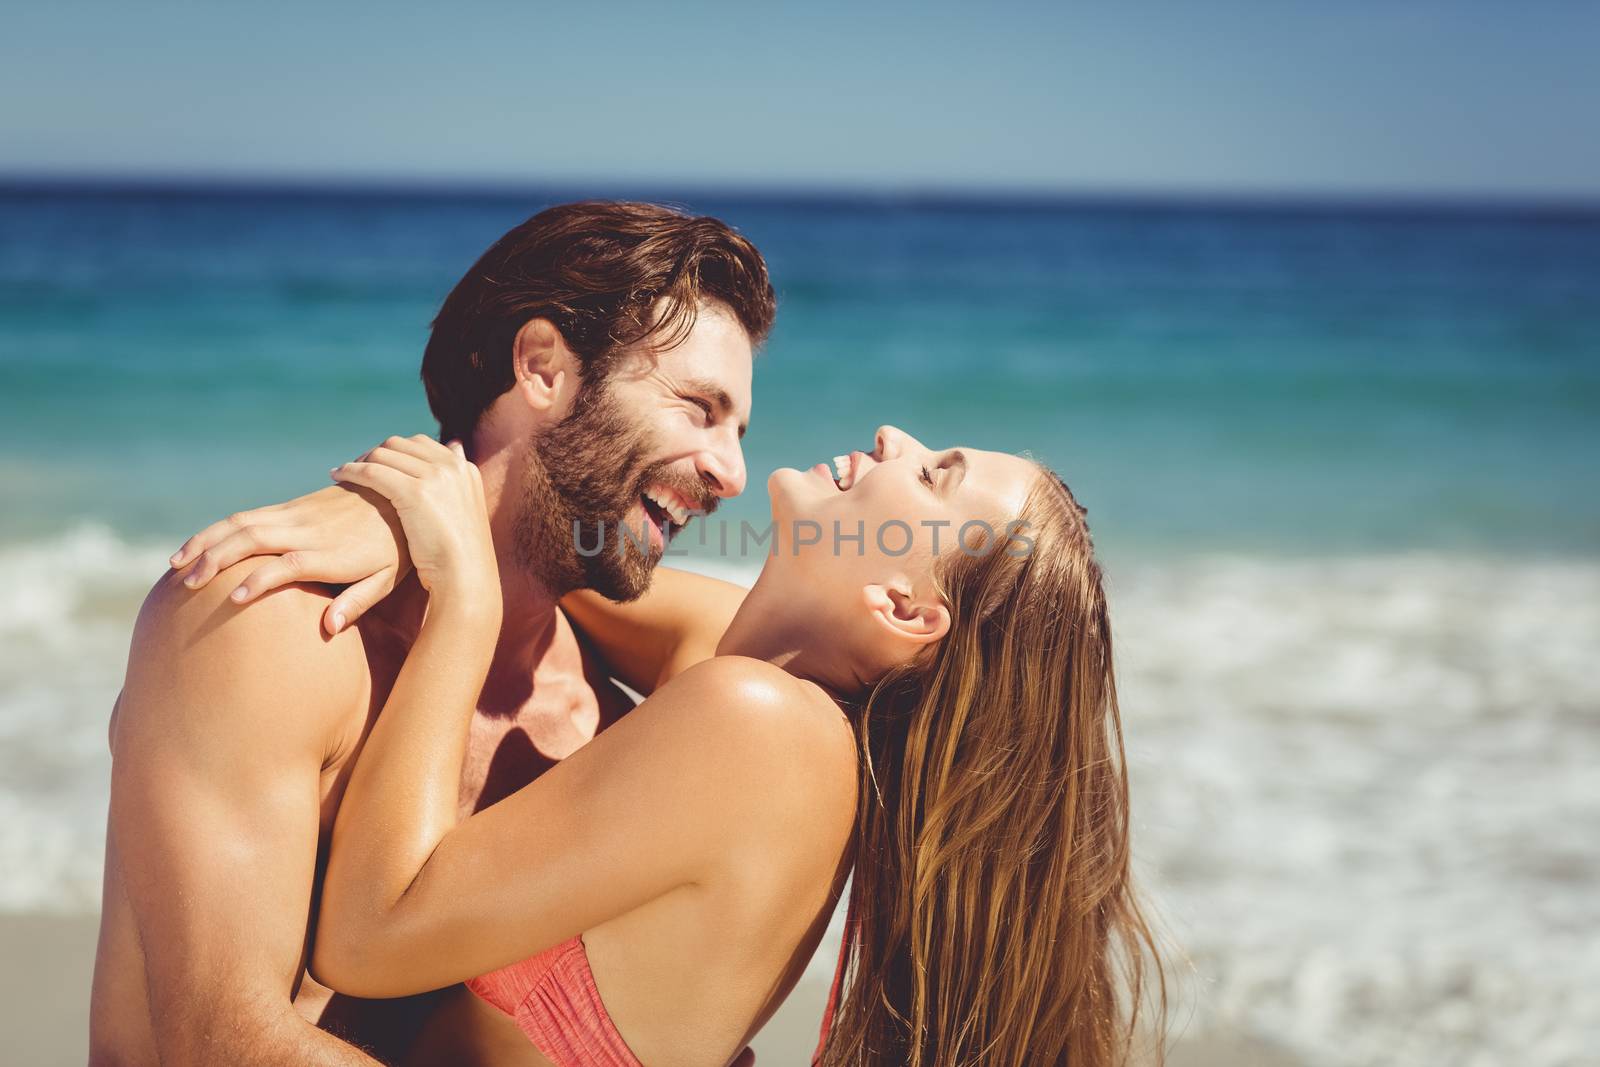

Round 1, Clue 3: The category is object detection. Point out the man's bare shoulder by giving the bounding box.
[114,558,370,760]
[138,556,335,640]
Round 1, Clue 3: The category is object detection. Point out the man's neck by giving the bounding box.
[476,442,567,654]
[490,549,563,648]
[366,436,586,696]
[367,559,561,646]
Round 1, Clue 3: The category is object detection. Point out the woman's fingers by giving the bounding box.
[224,551,328,604]
[171,508,271,569]
[358,444,433,479]
[372,434,455,463]
[181,525,300,589]
[228,555,398,630]
[323,567,398,635]
[330,461,414,502]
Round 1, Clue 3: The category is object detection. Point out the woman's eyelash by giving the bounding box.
[920,465,935,487]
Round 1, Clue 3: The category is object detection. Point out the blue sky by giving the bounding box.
[4,1,1597,199]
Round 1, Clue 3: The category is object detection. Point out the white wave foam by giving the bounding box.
[0,524,171,912]
[1,534,1596,1064]
[1113,556,1600,1067]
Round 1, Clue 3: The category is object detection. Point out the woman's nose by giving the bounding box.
[874,424,909,460]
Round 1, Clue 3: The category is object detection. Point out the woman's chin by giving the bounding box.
[768,466,843,537]
[766,466,809,513]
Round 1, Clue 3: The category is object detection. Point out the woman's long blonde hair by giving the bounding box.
[819,470,1166,1067]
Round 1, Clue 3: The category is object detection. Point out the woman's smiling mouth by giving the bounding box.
[829,450,865,490]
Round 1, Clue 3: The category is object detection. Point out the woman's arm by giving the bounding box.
[314,653,814,998]
[562,568,749,694]
[310,438,836,999]
[169,435,744,691]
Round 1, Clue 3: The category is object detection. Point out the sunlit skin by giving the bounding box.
[117,421,1043,1066]
[481,304,752,571]
[87,304,755,1067]
[724,427,1037,694]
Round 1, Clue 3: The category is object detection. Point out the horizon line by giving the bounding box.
[3,170,1599,220]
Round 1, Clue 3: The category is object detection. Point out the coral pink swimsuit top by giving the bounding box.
[467,936,640,1067]
[467,901,856,1067]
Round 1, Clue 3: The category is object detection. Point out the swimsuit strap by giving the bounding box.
[812,893,857,1065]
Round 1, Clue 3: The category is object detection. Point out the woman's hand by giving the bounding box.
[331,436,499,617]
[171,482,412,636]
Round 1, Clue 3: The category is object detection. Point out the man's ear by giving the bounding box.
[511,318,578,419]
[862,580,951,650]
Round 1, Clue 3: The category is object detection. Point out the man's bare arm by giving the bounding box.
[102,562,380,1066]
[562,566,749,693]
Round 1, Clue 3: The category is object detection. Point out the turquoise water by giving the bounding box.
[3,186,1597,557]
[3,185,1600,1066]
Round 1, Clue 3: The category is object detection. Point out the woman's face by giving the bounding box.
[767,426,1039,656]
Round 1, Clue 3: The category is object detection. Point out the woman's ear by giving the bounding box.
[862,581,951,650]
[512,318,576,419]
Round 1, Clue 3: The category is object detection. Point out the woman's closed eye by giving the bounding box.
[920,464,936,488]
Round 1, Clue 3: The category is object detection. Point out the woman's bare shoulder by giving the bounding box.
[648,656,857,810]
[664,656,850,738]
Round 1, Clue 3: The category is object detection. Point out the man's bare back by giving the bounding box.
[89,559,631,1066]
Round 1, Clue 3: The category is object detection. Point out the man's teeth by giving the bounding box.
[643,487,690,525]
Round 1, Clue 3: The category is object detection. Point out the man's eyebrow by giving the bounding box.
[681,377,748,438]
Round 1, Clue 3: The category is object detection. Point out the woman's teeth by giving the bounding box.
[643,486,690,525]
[832,455,850,488]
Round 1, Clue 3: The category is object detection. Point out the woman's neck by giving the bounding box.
[717,569,867,700]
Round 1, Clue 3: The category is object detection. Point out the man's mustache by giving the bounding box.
[634,466,719,521]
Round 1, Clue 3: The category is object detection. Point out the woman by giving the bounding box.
[177,426,1165,1067]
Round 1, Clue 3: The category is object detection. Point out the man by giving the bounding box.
[89,201,775,1065]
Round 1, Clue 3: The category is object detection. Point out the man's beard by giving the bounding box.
[513,382,716,601]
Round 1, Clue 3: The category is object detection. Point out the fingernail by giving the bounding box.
[331,612,345,633]
[230,587,248,603]
[170,552,184,566]
[183,573,199,588]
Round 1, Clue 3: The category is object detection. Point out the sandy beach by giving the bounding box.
[3,911,1301,1067]
[2,914,100,1067]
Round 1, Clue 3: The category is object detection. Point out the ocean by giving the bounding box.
[2,184,1597,1066]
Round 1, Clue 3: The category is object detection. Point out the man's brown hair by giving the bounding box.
[421,200,776,442]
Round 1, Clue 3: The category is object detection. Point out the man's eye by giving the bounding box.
[686,397,714,423]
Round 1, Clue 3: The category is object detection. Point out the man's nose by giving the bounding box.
[696,435,747,500]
